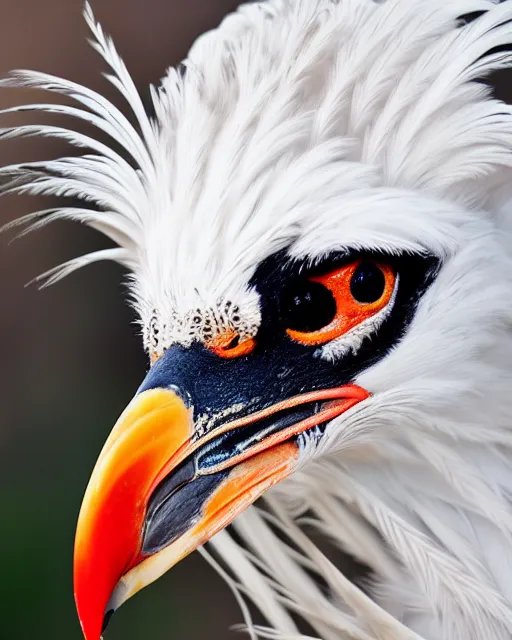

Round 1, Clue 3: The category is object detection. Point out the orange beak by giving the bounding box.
[73,383,368,640]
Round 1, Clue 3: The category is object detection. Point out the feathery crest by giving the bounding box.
[3,1,512,351]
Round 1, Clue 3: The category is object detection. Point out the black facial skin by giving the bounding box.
[138,249,440,559]
[141,250,439,421]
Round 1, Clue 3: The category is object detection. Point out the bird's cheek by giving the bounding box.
[73,387,299,640]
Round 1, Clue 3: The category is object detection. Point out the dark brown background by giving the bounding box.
[0,2,248,639]
[1,3,512,640]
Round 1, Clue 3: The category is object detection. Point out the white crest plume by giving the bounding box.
[4,2,512,640]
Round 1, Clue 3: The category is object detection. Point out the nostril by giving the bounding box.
[226,335,240,350]
[207,331,256,359]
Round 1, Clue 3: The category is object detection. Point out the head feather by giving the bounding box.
[3,0,512,352]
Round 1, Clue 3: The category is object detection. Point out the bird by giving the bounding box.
[4,0,512,638]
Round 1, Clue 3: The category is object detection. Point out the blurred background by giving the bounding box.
[0,2,249,639]
[2,3,512,640]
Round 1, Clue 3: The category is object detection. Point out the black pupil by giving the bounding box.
[281,281,336,332]
[350,262,386,303]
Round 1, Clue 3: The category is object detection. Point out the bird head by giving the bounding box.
[4,2,512,639]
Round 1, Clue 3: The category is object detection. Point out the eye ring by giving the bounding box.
[286,260,396,346]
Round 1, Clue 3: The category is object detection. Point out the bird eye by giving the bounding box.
[350,261,386,303]
[281,281,337,332]
[285,259,396,346]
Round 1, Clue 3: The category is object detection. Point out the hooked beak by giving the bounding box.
[73,382,369,640]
